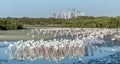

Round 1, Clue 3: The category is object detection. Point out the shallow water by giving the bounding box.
[0,28,119,64]
[0,41,120,64]
[0,41,82,64]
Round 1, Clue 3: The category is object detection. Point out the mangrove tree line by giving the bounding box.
[0,16,120,30]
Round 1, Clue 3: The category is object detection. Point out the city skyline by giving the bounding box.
[52,9,85,19]
[0,0,120,18]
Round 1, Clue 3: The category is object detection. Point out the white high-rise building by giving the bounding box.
[52,9,85,19]
[80,12,85,16]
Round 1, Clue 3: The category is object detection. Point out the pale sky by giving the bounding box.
[0,0,120,18]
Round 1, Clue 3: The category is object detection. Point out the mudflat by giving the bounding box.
[0,27,53,41]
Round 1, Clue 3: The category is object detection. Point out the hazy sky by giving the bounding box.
[0,0,120,18]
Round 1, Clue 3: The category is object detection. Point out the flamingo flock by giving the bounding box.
[7,39,83,62]
[7,28,119,63]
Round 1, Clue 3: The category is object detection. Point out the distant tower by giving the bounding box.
[72,9,76,18]
[61,12,64,18]
[63,13,67,19]
[67,9,72,18]
[76,11,81,17]
[53,13,56,18]
[56,12,60,18]
[80,12,85,16]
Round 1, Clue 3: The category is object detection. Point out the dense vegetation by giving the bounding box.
[0,16,120,30]
[0,18,23,30]
[64,16,120,28]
